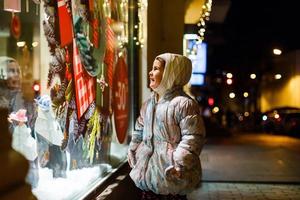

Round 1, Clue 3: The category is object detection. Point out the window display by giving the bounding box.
[35,95,67,178]
[0,0,131,199]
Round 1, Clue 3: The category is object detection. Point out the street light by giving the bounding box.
[212,106,219,114]
[274,74,282,80]
[250,73,256,79]
[226,78,233,85]
[273,48,282,55]
[229,92,235,99]
[226,72,233,79]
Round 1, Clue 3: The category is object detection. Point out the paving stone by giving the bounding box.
[188,183,300,200]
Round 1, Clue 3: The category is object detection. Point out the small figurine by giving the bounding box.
[8,109,39,188]
[34,95,67,178]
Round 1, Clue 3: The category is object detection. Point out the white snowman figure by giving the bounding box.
[34,95,67,178]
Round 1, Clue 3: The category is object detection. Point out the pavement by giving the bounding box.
[187,133,300,200]
[188,182,300,200]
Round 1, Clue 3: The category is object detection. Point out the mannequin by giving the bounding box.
[35,95,67,178]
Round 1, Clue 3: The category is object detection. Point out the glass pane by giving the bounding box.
[0,0,130,199]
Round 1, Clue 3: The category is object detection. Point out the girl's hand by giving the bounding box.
[165,165,181,180]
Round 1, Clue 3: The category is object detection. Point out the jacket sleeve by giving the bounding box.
[128,100,147,151]
[173,99,206,170]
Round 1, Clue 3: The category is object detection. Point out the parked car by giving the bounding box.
[261,106,300,136]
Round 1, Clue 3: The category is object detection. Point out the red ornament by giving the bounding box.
[11,14,21,39]
[65,47,70,63]
[65,47,72,80]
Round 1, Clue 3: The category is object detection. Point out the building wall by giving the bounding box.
[260,50,300,112]
[147,0,185,70]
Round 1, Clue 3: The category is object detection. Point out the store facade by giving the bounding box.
[0,0,193,199]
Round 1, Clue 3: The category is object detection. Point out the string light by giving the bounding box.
[135,0,147,47]
[197,0,212,43]
[103,0,111,18]
[119,0,129,48]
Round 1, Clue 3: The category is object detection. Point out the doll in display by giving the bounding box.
[34,95,67,178]
[8,109,39,188]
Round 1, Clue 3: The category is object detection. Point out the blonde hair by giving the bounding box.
[155,57,166,69]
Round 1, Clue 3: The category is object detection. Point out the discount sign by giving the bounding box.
[113,56,129,143]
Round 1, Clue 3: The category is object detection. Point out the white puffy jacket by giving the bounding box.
[128,53,206,195]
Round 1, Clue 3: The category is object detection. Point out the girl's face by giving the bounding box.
[149,59,164,90]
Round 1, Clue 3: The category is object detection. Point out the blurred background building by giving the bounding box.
[182,0,300,133]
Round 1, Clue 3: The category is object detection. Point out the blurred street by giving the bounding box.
[188,133,300,200]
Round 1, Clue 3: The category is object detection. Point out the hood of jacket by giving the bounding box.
[153,53,192,97]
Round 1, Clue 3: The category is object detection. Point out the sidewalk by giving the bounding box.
[187,133,300,200]
[201,134,300,183]
[93,133,300,200]
[188,182,300,200]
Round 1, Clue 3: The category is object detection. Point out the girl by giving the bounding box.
[128,53,206,199]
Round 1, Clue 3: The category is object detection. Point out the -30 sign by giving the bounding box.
[113,56,129,143]
[116,81,128,111]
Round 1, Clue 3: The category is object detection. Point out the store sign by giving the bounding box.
[113,57,129,143]
[73,39,96,119]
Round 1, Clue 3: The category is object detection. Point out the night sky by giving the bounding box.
[205,0,300,74]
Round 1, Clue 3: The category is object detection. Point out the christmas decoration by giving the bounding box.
[10,14,21,39]
[40,0,129,172]
[73,38,96,119]
[112,56,128,143]
[86,109,100,164]
[57,0,73,47]
[136,0,146,47]
[104,17,115,87]
[197,0,212,43]
[42,1,58,54]
[42,1,70,111]
[72,0,102,77]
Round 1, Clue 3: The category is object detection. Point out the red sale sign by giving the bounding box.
[73,39,96,119]
[113,56,129,144]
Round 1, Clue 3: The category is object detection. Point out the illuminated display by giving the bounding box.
[183,34,207,86]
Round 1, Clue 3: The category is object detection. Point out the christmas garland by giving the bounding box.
[42,0,69,107]
[73,14,102,77]
[42,0,72,152]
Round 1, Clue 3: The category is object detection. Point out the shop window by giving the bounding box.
[0,0,131,199]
